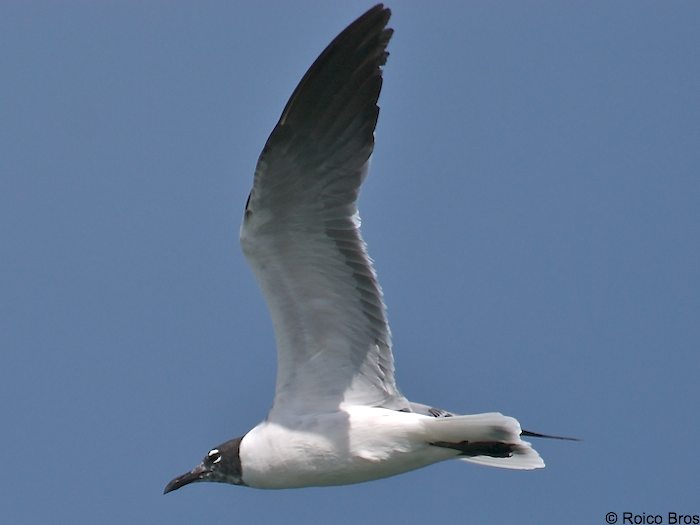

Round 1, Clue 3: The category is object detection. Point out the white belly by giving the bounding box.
[238,406,456,489]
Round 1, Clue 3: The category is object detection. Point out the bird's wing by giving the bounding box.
[240,5,409,419]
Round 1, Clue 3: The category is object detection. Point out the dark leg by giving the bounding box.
[430,440,516,458]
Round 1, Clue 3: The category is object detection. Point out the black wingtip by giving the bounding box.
[522,429,581,442]
[274,2,393,130]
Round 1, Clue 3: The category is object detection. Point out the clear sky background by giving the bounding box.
[2,1,699,523]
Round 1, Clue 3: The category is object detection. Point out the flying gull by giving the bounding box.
[165,4,571,493]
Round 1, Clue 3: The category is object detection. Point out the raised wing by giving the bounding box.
[240,5,410,418]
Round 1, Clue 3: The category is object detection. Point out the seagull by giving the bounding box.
[165,4,570,493]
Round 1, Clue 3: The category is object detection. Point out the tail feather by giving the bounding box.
[424,412,545,470]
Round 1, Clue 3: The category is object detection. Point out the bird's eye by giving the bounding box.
[206,448,222,464]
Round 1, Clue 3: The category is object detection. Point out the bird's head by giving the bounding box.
[164,436,245,493]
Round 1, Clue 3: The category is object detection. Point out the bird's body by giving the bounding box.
[239,407,540,489]
[240,407,449,489]
[164,4,569,495]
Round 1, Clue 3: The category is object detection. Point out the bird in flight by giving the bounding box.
[165,4,569,493]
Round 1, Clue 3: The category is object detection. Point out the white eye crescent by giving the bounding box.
[207,449,222,463]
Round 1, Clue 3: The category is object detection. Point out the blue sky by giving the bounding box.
[2,1,699,523]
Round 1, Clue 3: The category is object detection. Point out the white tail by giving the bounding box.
[424,412,545,470]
